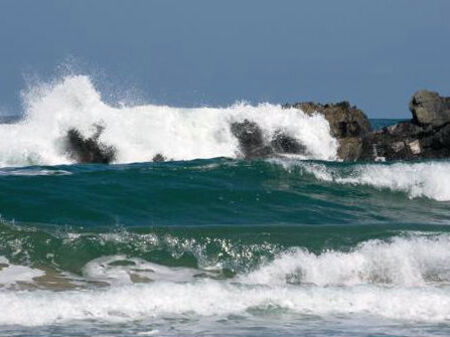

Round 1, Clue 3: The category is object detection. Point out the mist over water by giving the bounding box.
[0,75,449,337]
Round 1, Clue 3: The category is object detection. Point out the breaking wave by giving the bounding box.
[273,159,450,201]
[0,234,449,326]
[0,75,337,167]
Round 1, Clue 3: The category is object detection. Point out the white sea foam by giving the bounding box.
[0,279,449,326]
[242,234,450,287]
[1,235,449,325]
[82,255,206,285]
[0,75,337,167]
[273,159,450,201]
[0,257,45,288]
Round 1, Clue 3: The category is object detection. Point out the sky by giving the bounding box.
[0,0,449,118]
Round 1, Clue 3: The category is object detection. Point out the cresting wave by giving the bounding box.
[242,234,450,287]
[0,234,449,325]
[272,159,450,201]
[0,75,337,167]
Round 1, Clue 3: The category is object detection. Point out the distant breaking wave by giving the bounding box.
[0,75,337,167]
[271,159,450,201]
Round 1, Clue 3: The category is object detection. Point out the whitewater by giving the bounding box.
[0,75,449,337]
[0,75,337,167]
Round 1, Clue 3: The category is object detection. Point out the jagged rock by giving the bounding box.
[356,90,450,161]
[152,153,166,162]
[337,137,363,161]
[391,141,405,153]
[230,120,307,158]
[285,90,450,161]
[283,100,371,161]
[64,125,116,164]
[287,101,371,138]
[409,90,450,128]
[408,140,421,155]
[419,123,450,158]
[270,131,306,154]
[230,120,273,158]
[385,122,424,137]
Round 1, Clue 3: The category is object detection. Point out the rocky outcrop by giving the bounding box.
[270,131,307,155]
[409,90,450,128]
[283,101,371,160]
[230,120,273,158]
[358,90,450,161]
[286,90,450,161]
[230,120,306,159]
[64,125,116,164]
[288,101,371,138]
[152,153,166,162]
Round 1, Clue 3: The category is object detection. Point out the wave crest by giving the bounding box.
[0,75,337,167]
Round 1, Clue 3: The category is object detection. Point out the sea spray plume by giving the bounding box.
[0,75,338,167]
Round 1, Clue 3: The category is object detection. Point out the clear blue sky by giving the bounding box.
[0,0,449,118]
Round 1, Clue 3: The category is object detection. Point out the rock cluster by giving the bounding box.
[230,120,306,158]
[61,90,449,164]
[358,90,450,161]
[286,90,450,161]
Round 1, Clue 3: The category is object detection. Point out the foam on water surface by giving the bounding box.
[272,159,450,201]
[0,256,45,288]
[0,234,449,326]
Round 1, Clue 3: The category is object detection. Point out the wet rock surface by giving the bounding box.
[64,125,116,164]
[287,90,450,161]
[230,120,306,159]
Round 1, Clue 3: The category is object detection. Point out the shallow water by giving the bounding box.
[0,158,449,337]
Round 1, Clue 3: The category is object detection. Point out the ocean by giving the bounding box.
[0,75,449,337]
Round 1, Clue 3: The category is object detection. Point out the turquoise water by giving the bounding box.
[0,77,448,337]
[0,157,449,337]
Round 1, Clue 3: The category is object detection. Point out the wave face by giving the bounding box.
[0,75,337,167]
[0,158,449,336]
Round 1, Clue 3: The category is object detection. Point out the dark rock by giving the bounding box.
[64,125,116,164]
[230,120,273,158]
[254,89,450,162]
[283,100,372,161]
[409,90,450,127]
[287,101,371,138]
[270,131,306,154]
[337,137,363,161]
[385,122,424,137]
[152,153,166,162]
[419,123,450,158]
[359,124,427,161]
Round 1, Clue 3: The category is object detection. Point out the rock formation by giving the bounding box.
[64,125,116,164]
[230,120,307,158]
[358,90,450,161]
[230,120,274,158]
[286,90,450,161]
[283,101,371,161]
[152,153,166,162]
